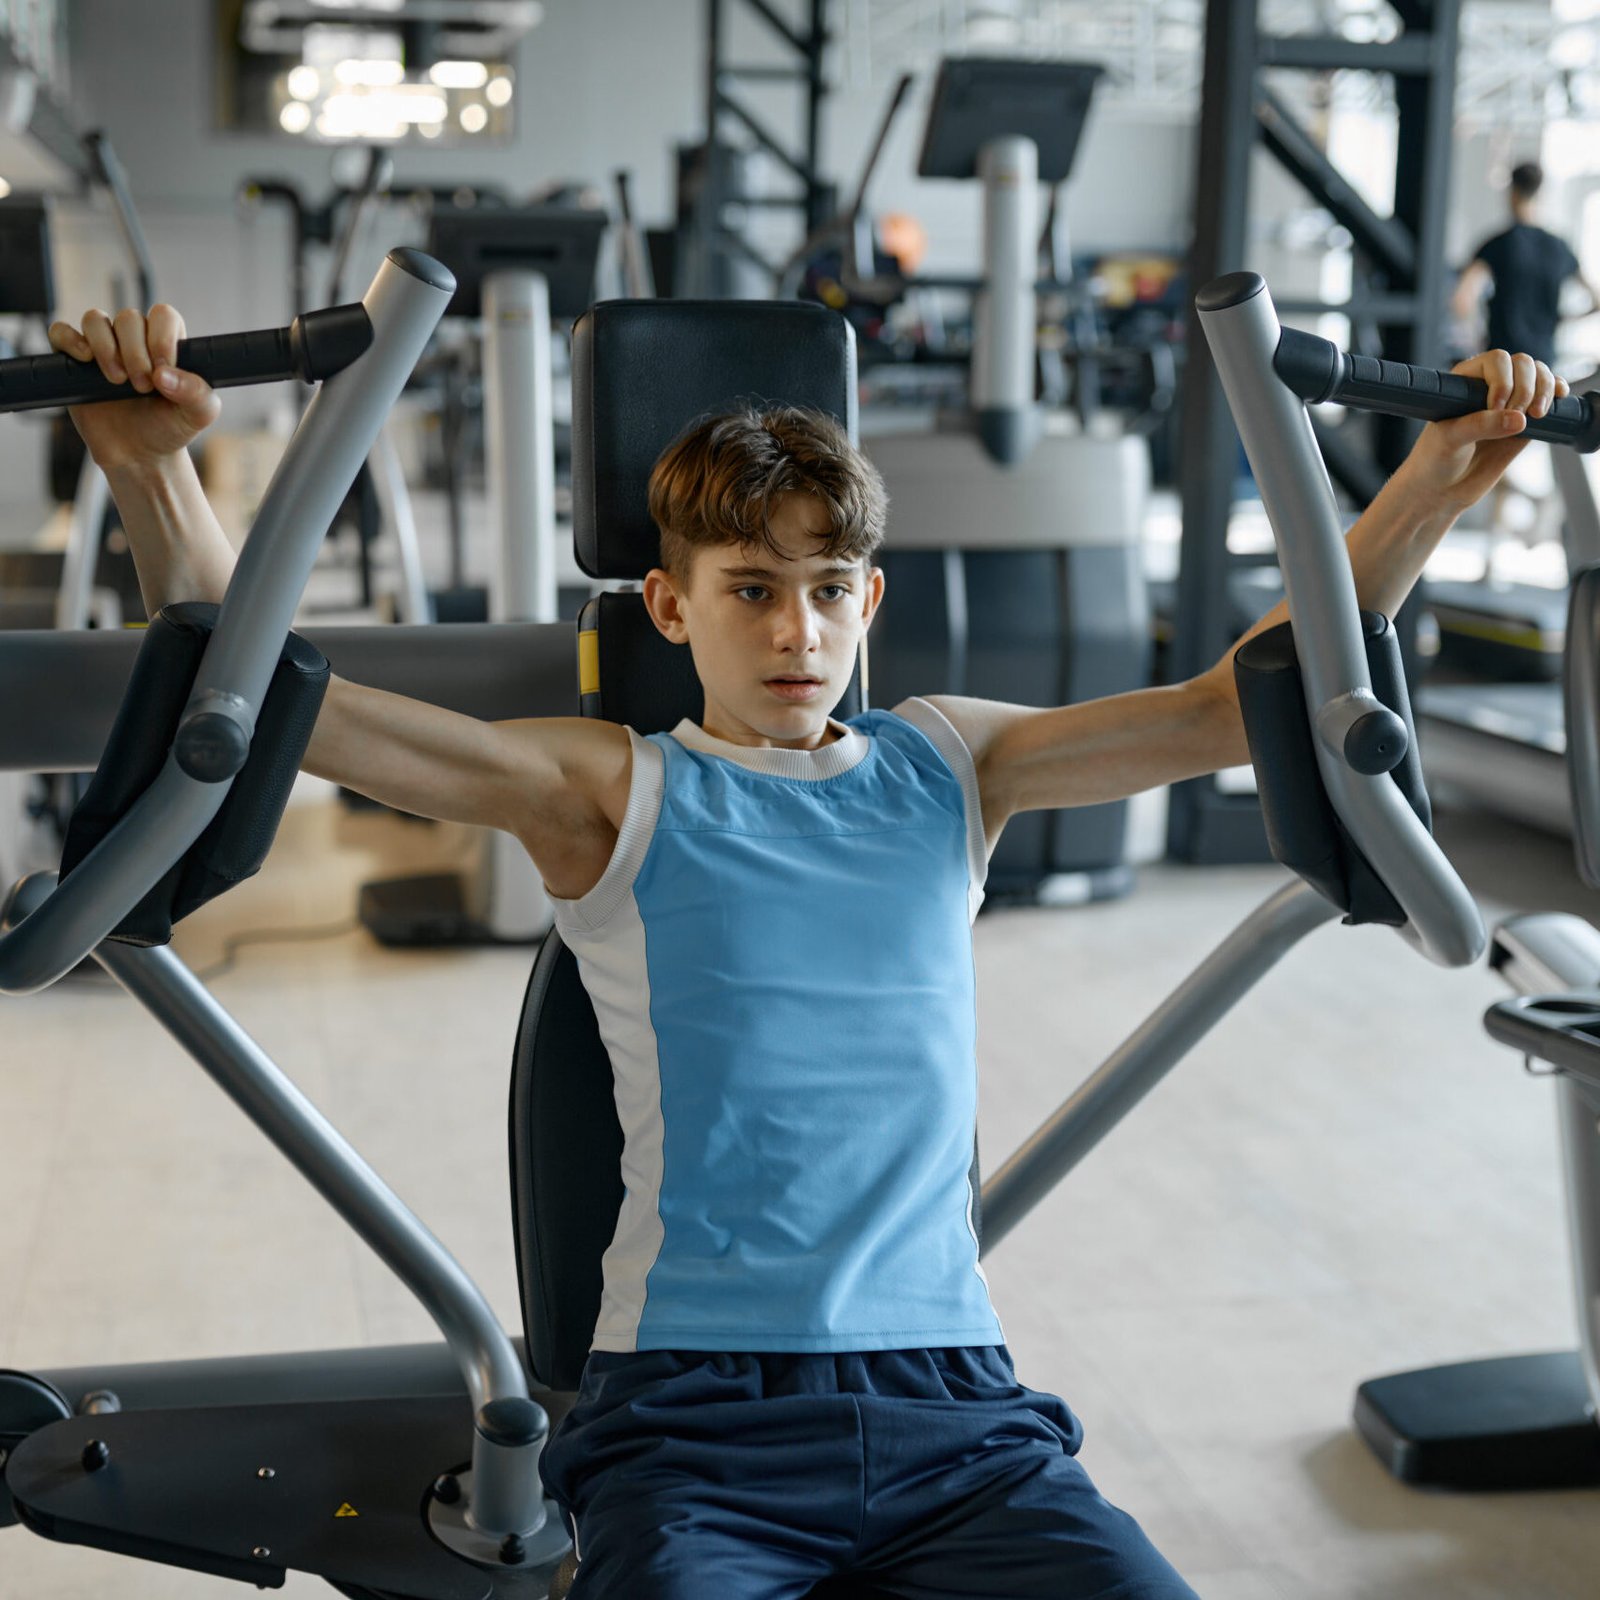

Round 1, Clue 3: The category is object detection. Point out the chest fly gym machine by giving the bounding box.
[1,268,1597,1596]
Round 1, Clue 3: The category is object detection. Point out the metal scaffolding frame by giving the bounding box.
[690,0,834,295]
[1165,0,1460,863]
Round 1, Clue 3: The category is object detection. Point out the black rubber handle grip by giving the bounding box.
[0,302,374,415]
[1274,326,1600,453]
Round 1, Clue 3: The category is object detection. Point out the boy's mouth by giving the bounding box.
[765,675,823,701]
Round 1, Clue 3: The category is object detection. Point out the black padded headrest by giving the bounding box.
[570,299,858,579]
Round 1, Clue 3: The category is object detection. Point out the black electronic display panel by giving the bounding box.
[917,58,1104,184]
[425,205,606,320]
[0,198,54,317]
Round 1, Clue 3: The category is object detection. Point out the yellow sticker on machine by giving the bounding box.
[578,629,600,697]
[335,1503,359,1518]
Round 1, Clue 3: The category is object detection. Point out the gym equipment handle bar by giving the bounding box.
[1274,324,1600,452]
[0,302,374,414]
[0,249,452,996]
[1196,269,1486,969]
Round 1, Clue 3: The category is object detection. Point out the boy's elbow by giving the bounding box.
[1189,665,1249,770]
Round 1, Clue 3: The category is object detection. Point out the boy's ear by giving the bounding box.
[862,564,885,624]
[643,567,690,644]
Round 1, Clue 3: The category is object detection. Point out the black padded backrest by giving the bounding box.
[509,930,620,1391]
[511,298,868,1392]
[570,298,858,578]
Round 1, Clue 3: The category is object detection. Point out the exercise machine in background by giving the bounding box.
[1413,379,1600,836]
[0,131,155,635]
[1356,376,1600,1491]
[859,59,1152,905]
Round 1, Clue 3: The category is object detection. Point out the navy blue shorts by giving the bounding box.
[538,1345,1199,1599]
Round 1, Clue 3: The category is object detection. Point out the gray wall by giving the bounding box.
[59,1,1195,337]
[33,0,1586,454]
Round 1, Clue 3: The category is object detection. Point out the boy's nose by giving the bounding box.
[773,599,820,649]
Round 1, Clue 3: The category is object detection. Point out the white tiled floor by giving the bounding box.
[6,787,1600,1597]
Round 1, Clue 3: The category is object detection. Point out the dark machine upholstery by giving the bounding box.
[508,299,894,1598]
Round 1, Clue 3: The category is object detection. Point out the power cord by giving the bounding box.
[188,915,360,983]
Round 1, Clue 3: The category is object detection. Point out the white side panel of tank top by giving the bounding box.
[569,893,669,1352]
[892,697,990,923]
[545,729,671,1351]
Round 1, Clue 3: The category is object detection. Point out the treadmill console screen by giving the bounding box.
[425,205,607,319]
[917,58,1104,183]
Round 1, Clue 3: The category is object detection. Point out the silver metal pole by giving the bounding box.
[1553,369,1600,574]
[367,425,432,625]
[481,268,555,943]
[484,269,555,625]
[973,133,1041,465]
[980,880,1339,1250]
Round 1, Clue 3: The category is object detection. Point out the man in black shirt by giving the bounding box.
[1453,161,1597,366]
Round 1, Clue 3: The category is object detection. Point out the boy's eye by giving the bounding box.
[817,585,849,601]
[735,586,768,602]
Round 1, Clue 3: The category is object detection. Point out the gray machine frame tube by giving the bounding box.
[0,250,452,996]
[1197,278,1483,967]
[973,134,1041,463]
[188,254,450,748]
[0,622,568,775]
[481,268,555,942]
[90,937,528,1417]
[1552,368,1600,574]
[367,424,433,626]
[980,880,1339,1248]
[484,269,556,626]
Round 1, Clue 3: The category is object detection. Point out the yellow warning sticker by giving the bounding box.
[335,1504,359,1518]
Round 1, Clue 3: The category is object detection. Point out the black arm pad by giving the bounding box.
[1233,611,1430,926]
[58,602,330,947]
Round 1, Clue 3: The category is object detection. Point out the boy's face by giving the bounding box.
[643,492,885,749]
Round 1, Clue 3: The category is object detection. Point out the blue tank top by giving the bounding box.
[547,698,1003,1353]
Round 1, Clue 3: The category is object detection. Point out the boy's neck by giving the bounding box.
[696,712,842,751]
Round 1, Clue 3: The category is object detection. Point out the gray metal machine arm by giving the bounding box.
[1195,270,1486,968]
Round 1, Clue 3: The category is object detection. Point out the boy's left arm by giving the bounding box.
[931,348,1566,841]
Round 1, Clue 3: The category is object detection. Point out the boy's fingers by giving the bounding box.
[1456,348,1514,409]
[146,302,186,369]
[112,308,154,393]
[1506,352,1537,414]
[154,363,219,424]
[80,309,127,385]
[1531,361,1556,419]
[1433,405,1525,452]
[46,320,92,361]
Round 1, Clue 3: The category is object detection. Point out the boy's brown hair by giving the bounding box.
[647,405,888,585]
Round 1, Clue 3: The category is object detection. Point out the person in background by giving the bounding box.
[1453,161,1598,368]
[1452,161,1598,545]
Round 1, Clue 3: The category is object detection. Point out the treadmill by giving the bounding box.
[1415,371,1600,835]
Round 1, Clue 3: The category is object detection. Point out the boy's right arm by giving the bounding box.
[53,307,631,886]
